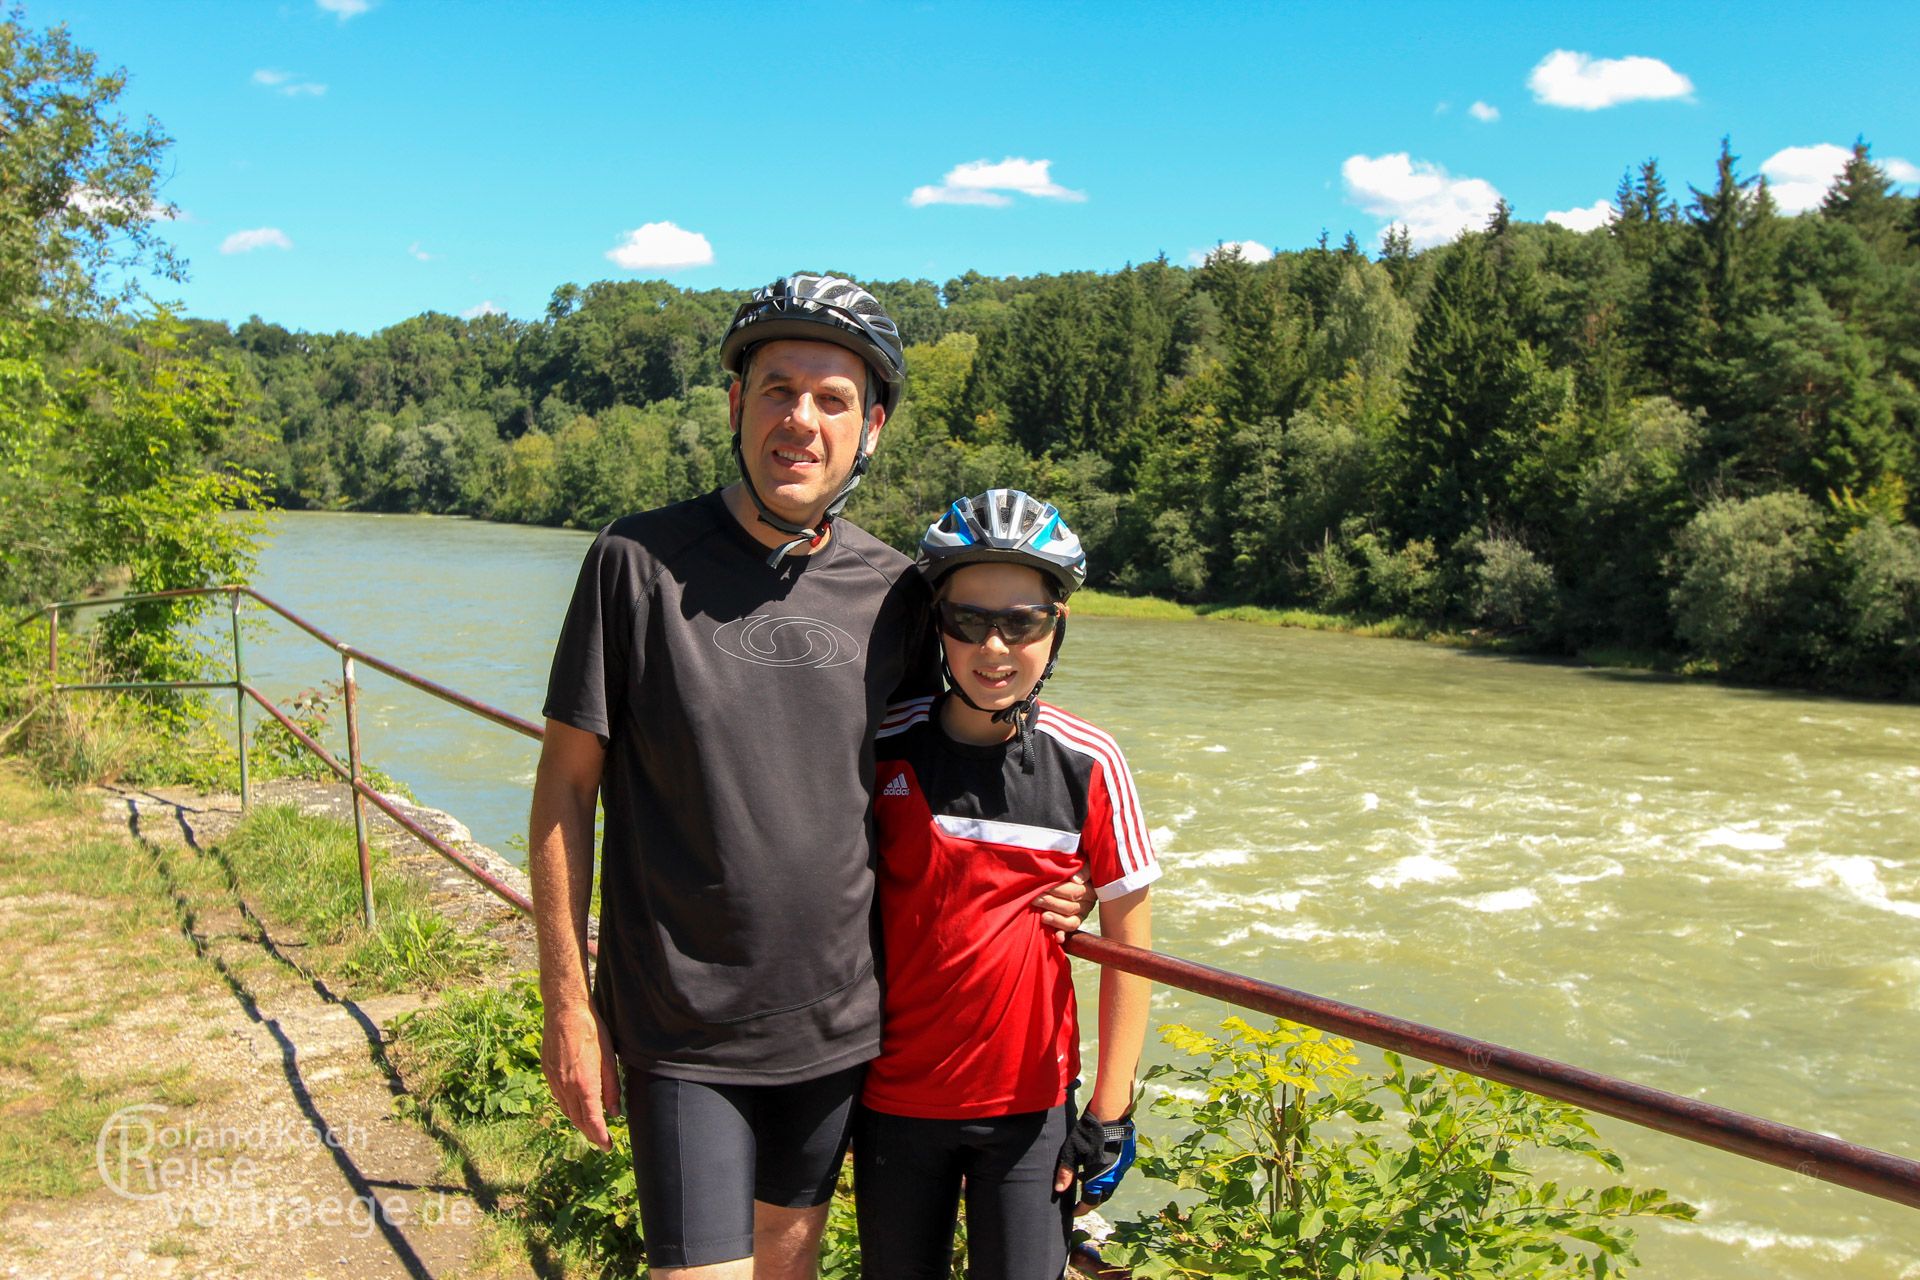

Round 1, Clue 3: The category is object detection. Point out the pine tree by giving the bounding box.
[1822,137,1903,256]
[1392,235,1519,556]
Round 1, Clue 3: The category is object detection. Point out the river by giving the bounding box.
[236,510,1919,1277]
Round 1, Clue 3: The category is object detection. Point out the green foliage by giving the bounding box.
[392,976,547,1122]
[1469,535,1559,630]
[1105,1017,1695,1279]
[1668,491,1828,676]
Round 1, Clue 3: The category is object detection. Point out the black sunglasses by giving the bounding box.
[934,600,1061,646]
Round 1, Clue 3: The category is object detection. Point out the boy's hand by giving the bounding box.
[1057,1112,1137,1212]
[1033,872,1094,935]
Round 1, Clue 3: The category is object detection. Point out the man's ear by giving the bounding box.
[727,379,742,435]
[863,403,886,455]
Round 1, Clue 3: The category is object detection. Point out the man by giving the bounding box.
[529,274,1090,1280]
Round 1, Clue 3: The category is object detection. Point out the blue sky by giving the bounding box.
[28,0,1920,334]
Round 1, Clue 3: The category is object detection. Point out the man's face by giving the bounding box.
[728,339,882,526]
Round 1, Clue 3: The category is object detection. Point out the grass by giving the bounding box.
[216,804,498,993]
[1073,588,1469,643]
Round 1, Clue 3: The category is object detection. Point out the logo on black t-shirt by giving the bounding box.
[712,613,863,669]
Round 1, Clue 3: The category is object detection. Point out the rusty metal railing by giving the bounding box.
[15,585,1920,1223]
[14,585,539,933]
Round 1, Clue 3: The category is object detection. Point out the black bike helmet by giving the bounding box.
[721,273,907,564]
[721,273,906,415]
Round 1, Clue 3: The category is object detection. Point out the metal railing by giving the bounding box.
[15,585,1920,1219]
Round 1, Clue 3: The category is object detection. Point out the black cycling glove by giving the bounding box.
[1059,1110,1136,1206]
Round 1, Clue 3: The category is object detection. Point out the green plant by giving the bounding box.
[1104,1017,1694,1279]
[392,976,546,1121]
[343,908,493,991]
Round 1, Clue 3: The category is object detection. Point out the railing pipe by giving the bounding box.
[236,588,543,741]
[238,682,548,928]
[341,653,376,931]
[1063,932,1920,1211]
[230,589,249,811]
[56,680,240,693]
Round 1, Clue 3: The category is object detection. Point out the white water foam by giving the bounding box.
[1148,825,1176,850]
[1366,852,1459,889]
[1686,1220,1868,1261]
[1700,826,1787,852]
[1794,855,1920,919]
[1360,792,1380,812]
[1454,887,1541,913]
[1293,759,1320,775]
[1202,744,1229,753]
[1551,858,1625,886]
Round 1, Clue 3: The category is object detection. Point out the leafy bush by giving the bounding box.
[392,977,546,1121]
[1470,535,1558,630]
[1354,532,1443,618]
[1104,1017,1693,1279]
[1835,516,1920,690]
[1667,491,1827,676]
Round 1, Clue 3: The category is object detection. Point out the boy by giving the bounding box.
[855,489,1159,1280]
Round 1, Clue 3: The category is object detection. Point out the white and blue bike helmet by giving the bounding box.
[916,490,1087,769]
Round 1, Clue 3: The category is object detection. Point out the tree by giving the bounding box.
[1391,235,1519,558]
[1821,138,1904,256]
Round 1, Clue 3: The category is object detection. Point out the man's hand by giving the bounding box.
[543,1002,621,1151]
[1033,872,1096,935]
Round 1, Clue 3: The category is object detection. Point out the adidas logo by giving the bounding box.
[882,772,911,797]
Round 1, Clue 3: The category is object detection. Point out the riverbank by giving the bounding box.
[1070,587,1684,675]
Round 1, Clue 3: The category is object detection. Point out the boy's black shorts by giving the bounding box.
[622,1063,862,1268]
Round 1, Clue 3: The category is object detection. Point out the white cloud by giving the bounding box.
[605,221,714,270]
[316,0,371,17]
[908,158,1086,208]
[252,68,326,96]
[1527,50,1693,110]
[1546,200,1613,233]
[220,227,293,254]
[1469,101,1500,123]
[1760,143,1920,213]
[1187,239,1274,266]
[1761,143,1853,214]
[408,241,435,262]
[461,301,504,319]
[1342,152,1503,248]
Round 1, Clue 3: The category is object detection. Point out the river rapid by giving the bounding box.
[237,510,1919,1277]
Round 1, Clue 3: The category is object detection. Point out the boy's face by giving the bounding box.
[937,562,1064,713]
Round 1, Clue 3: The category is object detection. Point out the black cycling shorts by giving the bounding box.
[852,1102,1074,1280]
[622,1063,862,1269]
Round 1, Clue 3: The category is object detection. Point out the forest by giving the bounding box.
[5,0,1915,693]
[187,142,1920,692]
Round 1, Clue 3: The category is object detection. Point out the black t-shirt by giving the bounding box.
[543,490,937,1084]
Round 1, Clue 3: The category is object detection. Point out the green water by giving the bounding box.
[240,511,1919,1277]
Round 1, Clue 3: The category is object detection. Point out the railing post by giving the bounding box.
[47,606,58,682]
[341,651,376,931]
[230,590,249,811]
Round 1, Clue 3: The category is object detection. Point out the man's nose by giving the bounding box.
[982,630,1011,655]
[788,393,821,429]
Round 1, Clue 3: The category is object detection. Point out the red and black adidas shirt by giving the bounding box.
[863,696,1161,1120]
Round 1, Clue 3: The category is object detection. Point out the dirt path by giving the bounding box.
[0,778,541,1280]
